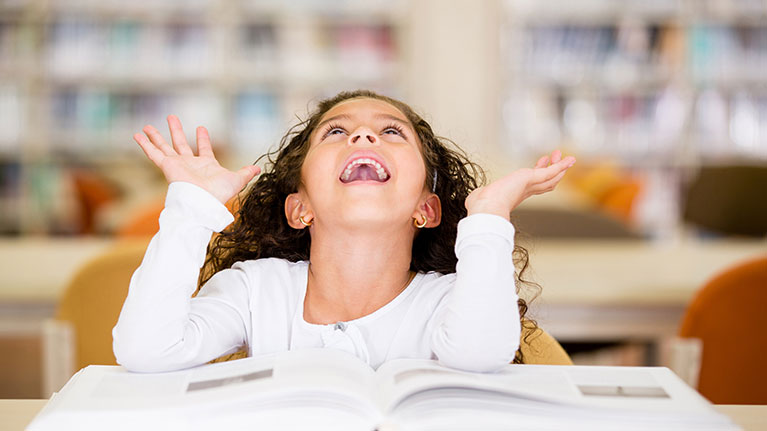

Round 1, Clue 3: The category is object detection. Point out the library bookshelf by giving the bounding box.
[0,0,406,235]
[500,0,767,237]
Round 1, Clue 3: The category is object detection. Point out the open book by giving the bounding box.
[29,348,738,431]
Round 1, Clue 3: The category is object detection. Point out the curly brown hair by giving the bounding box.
[199,89,540,363]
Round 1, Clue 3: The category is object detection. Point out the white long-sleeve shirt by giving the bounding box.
[112,182,520,373]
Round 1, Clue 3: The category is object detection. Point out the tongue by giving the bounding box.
[346,165,381,182]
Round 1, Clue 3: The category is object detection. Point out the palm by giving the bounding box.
[134,116,260,204]
[158,155,247,202]
[466,150,575,219]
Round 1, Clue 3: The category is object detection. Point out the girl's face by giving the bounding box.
[298,97,429,230]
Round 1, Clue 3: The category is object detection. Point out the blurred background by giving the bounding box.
[1,0,766,400]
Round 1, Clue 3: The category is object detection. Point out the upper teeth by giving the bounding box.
[341,158,388,181]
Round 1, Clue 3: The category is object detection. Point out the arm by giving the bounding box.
[430,213,519,372]
[112,182,251,372]
[430,150,575,372]
[113,116,261,372]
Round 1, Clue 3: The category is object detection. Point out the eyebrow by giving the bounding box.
[375,113,410,126]
[316,114,351,131]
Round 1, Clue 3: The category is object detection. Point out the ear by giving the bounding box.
[412,193,442,228]
[284,193,314,229]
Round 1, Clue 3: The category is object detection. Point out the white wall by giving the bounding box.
[405,0,510,179]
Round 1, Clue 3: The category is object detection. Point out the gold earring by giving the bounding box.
[413,215,427,229]
[299,215,313,227]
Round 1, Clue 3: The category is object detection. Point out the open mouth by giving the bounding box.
[339,157,391,183]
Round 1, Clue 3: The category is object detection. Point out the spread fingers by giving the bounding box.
[134,133,166,166]
[142,125,176,157]
[167,115,194,156]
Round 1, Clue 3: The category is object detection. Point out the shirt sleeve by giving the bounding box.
[112,182,252,373]
[429,213,521,372]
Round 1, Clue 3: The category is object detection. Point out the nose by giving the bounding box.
[349,128,378,145]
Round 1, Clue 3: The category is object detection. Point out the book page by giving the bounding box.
[374,359,578,413]
[260,348,378,405]
[562,366,715,412]
[372,362,737,431]
[29,349,382,431]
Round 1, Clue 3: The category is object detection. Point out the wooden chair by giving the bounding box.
[519,325,572,365]
[42,240,150,395]
[677,255,767,404]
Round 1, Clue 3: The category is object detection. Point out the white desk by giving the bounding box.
[2,400,765,431]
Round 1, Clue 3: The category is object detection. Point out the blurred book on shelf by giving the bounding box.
[0,84,24,151]
[0,0,405,236]
[502,0,767,240]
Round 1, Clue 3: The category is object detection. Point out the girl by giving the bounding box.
[113,90,575,373]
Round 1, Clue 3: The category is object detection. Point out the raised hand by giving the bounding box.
[465,150,575,220]
[134,115,261,204]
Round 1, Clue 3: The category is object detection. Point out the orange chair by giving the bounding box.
[678,255,767,404]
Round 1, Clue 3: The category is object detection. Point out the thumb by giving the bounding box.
[236,165,261,184]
